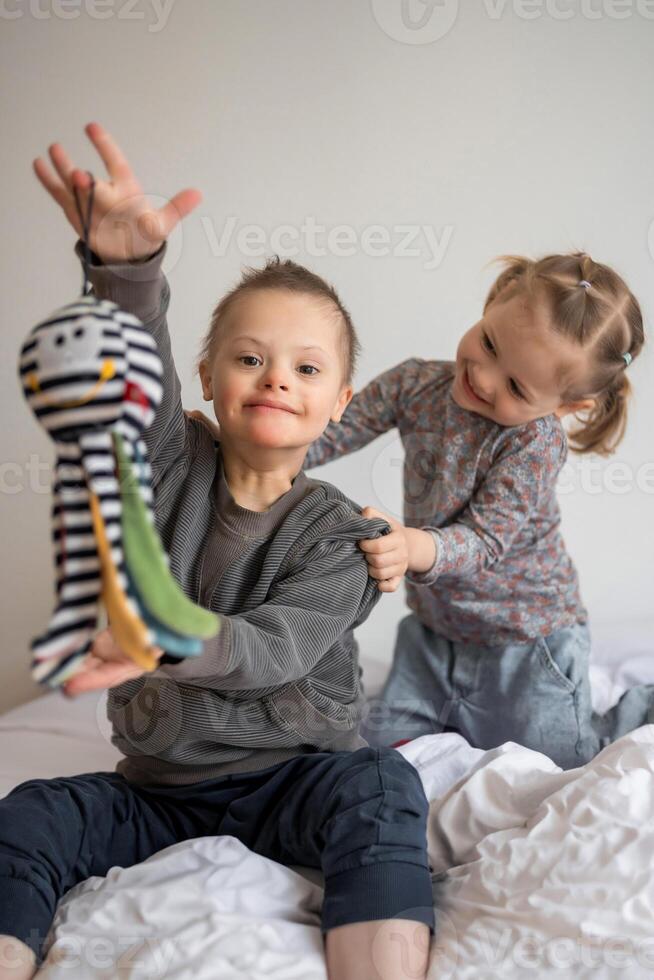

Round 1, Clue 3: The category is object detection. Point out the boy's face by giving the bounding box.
[199,288,353,452]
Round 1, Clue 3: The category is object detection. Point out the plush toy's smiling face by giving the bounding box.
[31,316,117,405]
[20,298,130,436]
[44,315,105,369]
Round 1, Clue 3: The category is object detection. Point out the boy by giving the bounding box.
[0,124,434,980]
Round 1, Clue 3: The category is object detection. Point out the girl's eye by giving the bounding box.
[298,365,319,376]
[508,378,524,400]
[481,331,495,354]
[239,355,261,366]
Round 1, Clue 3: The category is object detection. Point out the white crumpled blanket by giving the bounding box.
[37,725,654,979]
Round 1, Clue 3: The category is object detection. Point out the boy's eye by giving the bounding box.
[239,355,261,366]
[298,365,319,376]
[508,378,524,399]
[481,331,495,355]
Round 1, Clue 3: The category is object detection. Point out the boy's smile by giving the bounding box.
[244,398,299,414]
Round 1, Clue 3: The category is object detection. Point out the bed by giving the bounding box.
[1,625,653,979]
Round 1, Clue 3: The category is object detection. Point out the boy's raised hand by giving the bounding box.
[33,121,203,263]
[62,627,165,698]
[358,506,409,593]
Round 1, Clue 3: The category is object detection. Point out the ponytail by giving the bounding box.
[567,374,631,457]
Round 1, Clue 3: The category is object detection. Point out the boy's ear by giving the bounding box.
[554,397,596,420]
[199,360,212,402]
[330,384,353,423]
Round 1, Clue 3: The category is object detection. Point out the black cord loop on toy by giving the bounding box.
[73,172,96,296]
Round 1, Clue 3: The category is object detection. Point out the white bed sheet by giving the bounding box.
[0,636,641,799]
[0,632,652,979]
[35,728,654,979]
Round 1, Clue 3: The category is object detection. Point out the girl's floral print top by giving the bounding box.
[304,358,587,646]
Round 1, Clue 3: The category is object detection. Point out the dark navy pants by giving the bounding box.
[0,746,434,962]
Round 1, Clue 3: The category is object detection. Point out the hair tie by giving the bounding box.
[622,351,633,367]
[578,280,591,290]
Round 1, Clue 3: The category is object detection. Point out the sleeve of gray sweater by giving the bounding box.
[73,238,189,488]
[154,519,385,690]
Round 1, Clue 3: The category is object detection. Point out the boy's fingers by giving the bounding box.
[161,189,203,234]
[33,157,69,208]
[63,660,138,696]
[71,169,93,190]
[378,576,401,593]
[46,143,77,193]
[85,121,132,182]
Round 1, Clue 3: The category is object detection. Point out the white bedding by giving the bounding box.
[0,639,652,979]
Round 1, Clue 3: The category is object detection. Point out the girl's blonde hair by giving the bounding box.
[483,251,644,456]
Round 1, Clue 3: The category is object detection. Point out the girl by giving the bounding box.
[300,251,650,770]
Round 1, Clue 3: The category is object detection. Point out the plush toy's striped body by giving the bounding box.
[19,294,218,688]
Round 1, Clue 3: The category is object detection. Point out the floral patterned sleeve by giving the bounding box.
[304,358,418,469]
[406,417,567,585]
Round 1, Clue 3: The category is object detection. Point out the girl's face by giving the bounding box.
[452,291,595,427]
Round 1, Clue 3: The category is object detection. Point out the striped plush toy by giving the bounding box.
[18,177,218,688]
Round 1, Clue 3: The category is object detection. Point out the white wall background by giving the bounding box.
[1,0,652,713]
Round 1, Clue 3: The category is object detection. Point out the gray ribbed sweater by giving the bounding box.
[74,239,389,786]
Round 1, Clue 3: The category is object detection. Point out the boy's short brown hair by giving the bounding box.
[196,256,361,385]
